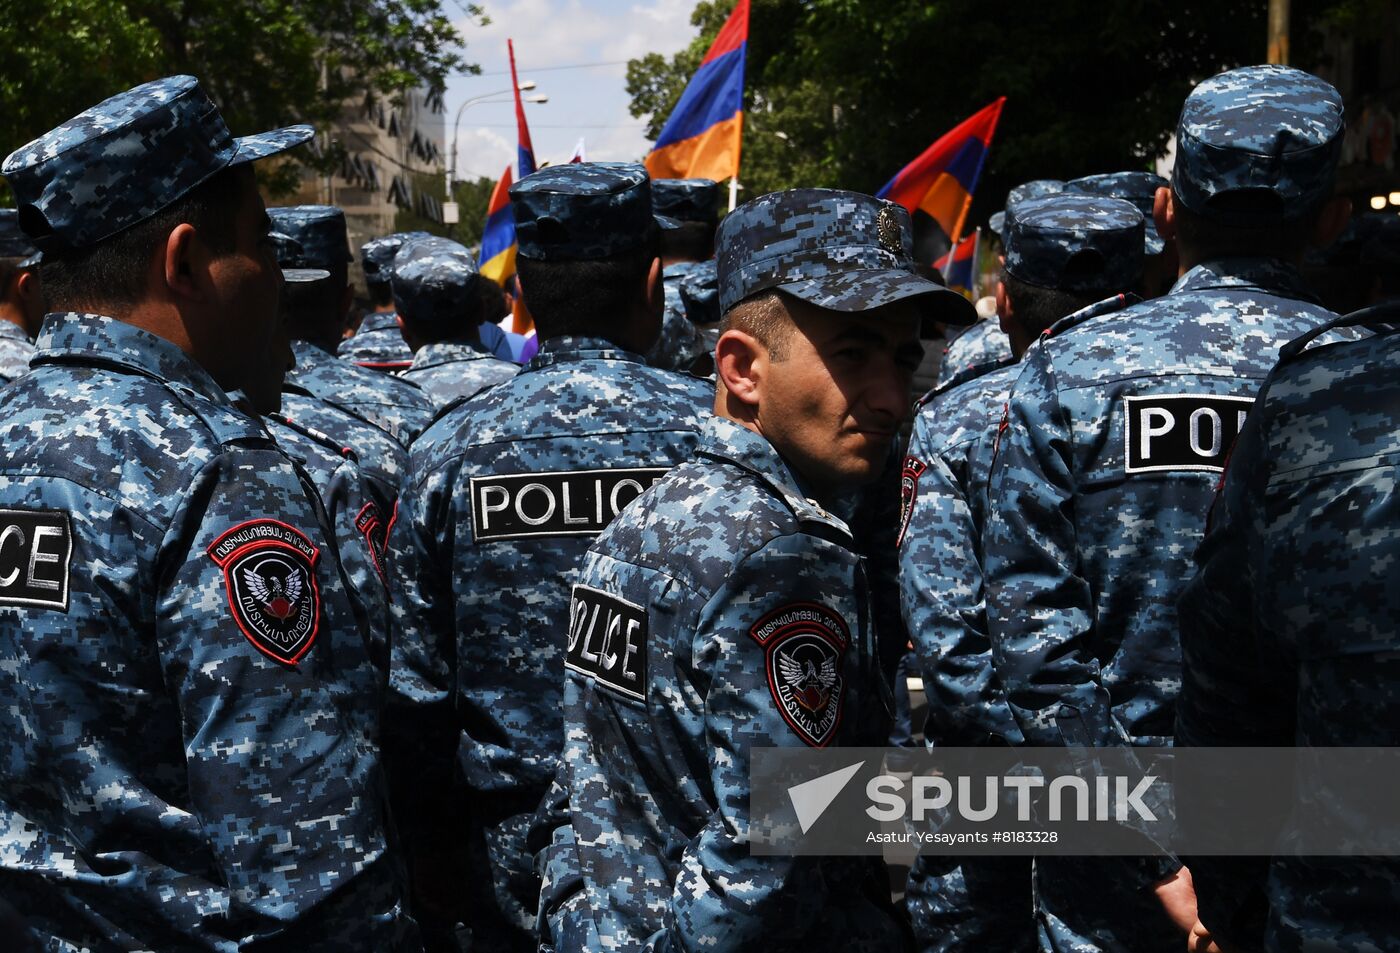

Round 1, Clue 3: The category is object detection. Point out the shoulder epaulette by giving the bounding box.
[1279,300,1400,363]
[267,411,359,463]
[1043,291,1141,339]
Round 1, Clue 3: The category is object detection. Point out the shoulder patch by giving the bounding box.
[0,508,74,611]
[750,602,850,748]
[354,500,396,584]
[896,456,927,549]
[470,467,669,542]
[207,519,322,665]
[565,584,648,703]
[1123,394,1253,474]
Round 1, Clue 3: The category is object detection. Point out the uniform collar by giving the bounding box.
[410,341,494,371]
[0,320,29,344]
[526,334,642,370]
[359,310,400,333]
[1170,257,1321,304]
[697,415,830,514]
[33,312,230,403]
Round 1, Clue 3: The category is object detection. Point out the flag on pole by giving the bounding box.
[933,229,979,299]
[479,165,517,286]
[508,39,537,178]
[568,138,587,164]
[877,98,1006,245]
[645,0,749,181]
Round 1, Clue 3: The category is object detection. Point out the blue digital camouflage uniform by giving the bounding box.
[1177,301,1400,953]
[987,179,1064,238]
[391,236,518,408]
[1065,172,1169,256]
[982,65,1352,953]
[539,416,907,953]
[646,258,712,374]
[0,313,414,948]
[935,318,1012,387]
[0,320,34,384]
[389,163,711,950]
[901,194,1145,953]
[290,339,433,445]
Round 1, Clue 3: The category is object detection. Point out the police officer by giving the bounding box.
[270,207,434,446]
[645,177,719,374]
[537,188,975,953]
[392,236,518,408]
[899,194,1146,952]
[0,209,42,383]
[389,162,712,950]
[937,179,1064,387]
[1066,171,1177,297]
[0,76,416,948]
[982,64,1355,952]
[1177,299,1400,952]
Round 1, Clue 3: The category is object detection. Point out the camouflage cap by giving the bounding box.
[1066,172,1169,255]
[390,235,480,328]
[0,209,39,266]
[267,231,330,284]
[1174,65,1344,224]
[652,178,721,224]
[717,188,976,325]
[510,162,677,261]
[361,230,432,284]
[680,259,720,325]
[1002,194,1145,294]
[268,205,352,270]
[1,75,312,254]
[988,179,1066,236]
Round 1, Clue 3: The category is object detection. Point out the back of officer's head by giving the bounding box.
[390,236,485,349]
[361,231,429,308]
[268,205,354,351]
[510,163,665,352]
[0,209,43,336]
[998,194,1145,357]
[653,178,719,264]
[1165,65,1349,269]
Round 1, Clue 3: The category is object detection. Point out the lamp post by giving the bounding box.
[443,82,547,228]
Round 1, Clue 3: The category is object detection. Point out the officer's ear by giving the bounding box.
[715,327,764,410]
[162,222,203,301]
[995,279,1013,334]
[644,256,663,319]
[1311,196,1351,250]
[1154,187,1176,244]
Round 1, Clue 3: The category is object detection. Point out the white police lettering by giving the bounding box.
[0,508,73,611]
[1123,395,1254,474]
[470,467,670,542]
[565,584,648,703]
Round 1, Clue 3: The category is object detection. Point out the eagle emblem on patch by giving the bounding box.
[876,204,904,256]
[896,455,927,549]
[750,602,850,748]
[208,519,322,665]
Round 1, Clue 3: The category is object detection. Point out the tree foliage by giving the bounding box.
[629,0,1352,229]
[0,0,478,198]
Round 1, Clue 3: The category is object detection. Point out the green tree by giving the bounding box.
[0,0,479,199]
[629,0,1351,237]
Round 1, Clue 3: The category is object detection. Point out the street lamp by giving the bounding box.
[445,82,546,207]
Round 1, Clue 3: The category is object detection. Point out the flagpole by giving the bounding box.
[729,177,739,212]
[970,227,982,300]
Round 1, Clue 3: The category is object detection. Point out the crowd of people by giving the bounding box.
[0,60,1395,953]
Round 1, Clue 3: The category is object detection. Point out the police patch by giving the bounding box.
[750,602,849,748]
[208,519,321,665]
[1123,394,1254,474]
[565,584,648,703]
[0,508,73,611]
[354,500,395,583]
[896,455,927,549]
[470,467,669,542]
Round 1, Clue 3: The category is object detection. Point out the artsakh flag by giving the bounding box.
[509,39,536,178]
[933,229,979,298]
[479,165,516,286]
[645,0,748,182]
[877,97,1006,243]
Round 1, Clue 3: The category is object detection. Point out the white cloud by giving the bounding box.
[452,126,515,182]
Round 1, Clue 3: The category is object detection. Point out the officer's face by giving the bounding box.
[756,297,922,496]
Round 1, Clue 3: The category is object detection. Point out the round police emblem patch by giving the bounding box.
[877,204,904,256]
[750,602,850,748]
[208,519,322,665]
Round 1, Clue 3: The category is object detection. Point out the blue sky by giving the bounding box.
[445,0,697,181]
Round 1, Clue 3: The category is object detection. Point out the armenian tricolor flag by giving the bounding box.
[645,0,749,182]
[509,39,537,178]
[877,98,1006,245]
[479,165,516,286]
[933,229,980,299]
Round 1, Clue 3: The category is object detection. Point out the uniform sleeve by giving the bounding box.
[982,347,1121,749]
[158,450,414,949]
[656,534,905,953]
[899,416,1024,748]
